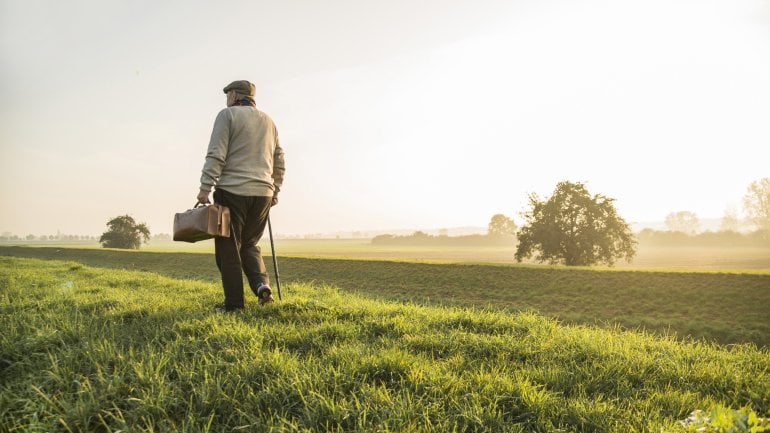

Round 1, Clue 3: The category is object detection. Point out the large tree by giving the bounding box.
[515,181,636,266]
[99,215,150,249]
[743,177,770,231]
[488,214,517,237]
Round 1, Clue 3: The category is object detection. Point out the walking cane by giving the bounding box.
[267,214,282,300]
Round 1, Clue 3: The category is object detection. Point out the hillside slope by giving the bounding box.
[1,256,768,432]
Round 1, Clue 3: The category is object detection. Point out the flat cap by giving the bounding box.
[223,80,256,96]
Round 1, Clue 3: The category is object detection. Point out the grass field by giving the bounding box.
[1,256,768,432]
[2,245,769,350]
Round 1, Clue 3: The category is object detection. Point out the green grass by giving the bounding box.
[2,246,769,348]
[1,256,769,432]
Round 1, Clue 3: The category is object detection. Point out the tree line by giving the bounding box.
[374,177,770,267]
[0,229,170,245]
[10,178,766,265]
[372,232,516,247]
[0,233,98,242]
[637,228,768,247]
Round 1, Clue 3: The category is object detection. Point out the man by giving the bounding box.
[197,80,285,311]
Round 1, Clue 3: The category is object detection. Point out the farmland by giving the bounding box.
[5,237,770,270]
[1,255,769,432]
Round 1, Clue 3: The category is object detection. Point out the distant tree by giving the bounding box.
[371,234,396,244]
[515,181,636,266]
[25,234,35,241]
[664,211,701,234]
[720,207,741,232]
[743,177,770,231]
[487,214,517,237]
[99,215,150,249]
[151,233,172,242]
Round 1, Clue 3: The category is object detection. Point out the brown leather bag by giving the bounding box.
[173,203,231,243]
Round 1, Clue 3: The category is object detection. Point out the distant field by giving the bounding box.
[1,256,768,432]
[7,238,769,270]
[2,246,769,348]
[252,239,770,270]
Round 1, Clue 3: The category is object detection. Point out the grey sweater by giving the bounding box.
[200,106,285,197]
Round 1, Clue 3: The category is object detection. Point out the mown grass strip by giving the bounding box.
[2,246,769,348]
[1,256,769,432]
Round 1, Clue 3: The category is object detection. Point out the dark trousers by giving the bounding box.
[213,188,272,310]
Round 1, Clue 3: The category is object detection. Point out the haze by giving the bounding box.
[1,0,769,237]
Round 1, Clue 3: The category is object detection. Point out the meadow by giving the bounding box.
[140,239,770,270]
[2,245,769,348]
[6,238,770,270]
[1,255,769,432]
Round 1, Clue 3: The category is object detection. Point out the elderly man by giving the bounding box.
[197,80,285,311]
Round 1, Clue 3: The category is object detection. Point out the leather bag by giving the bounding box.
[173,203,231,243]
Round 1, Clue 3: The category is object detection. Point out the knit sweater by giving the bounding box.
[200,106,285,197]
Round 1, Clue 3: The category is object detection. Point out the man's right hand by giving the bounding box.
[271,195,279,207]
[197,190,211,205]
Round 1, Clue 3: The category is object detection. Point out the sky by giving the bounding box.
[1,0,769,237]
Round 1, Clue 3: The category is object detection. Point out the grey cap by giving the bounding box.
[223,80,255,96]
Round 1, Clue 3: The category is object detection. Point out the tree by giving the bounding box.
[720,207,740,232]
[487,214,517,237]
[99,215,150,249]
[515,181,636,266]
[743,177,770,231]
[664,211,701,234]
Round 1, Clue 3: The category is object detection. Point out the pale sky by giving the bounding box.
[1,0,769,237]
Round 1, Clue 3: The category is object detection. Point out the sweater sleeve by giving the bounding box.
[199,109,231,191]
[272,125,286,194]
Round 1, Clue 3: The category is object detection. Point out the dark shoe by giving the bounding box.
[256,284,274,305]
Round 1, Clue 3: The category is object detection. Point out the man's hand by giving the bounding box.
[271,195,279,207]
[197,189,211,205]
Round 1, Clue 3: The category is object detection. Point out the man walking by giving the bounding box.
[197,80,285,311]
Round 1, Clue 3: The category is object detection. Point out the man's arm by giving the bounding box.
[271,126,285,206]
[197,109,231,203]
